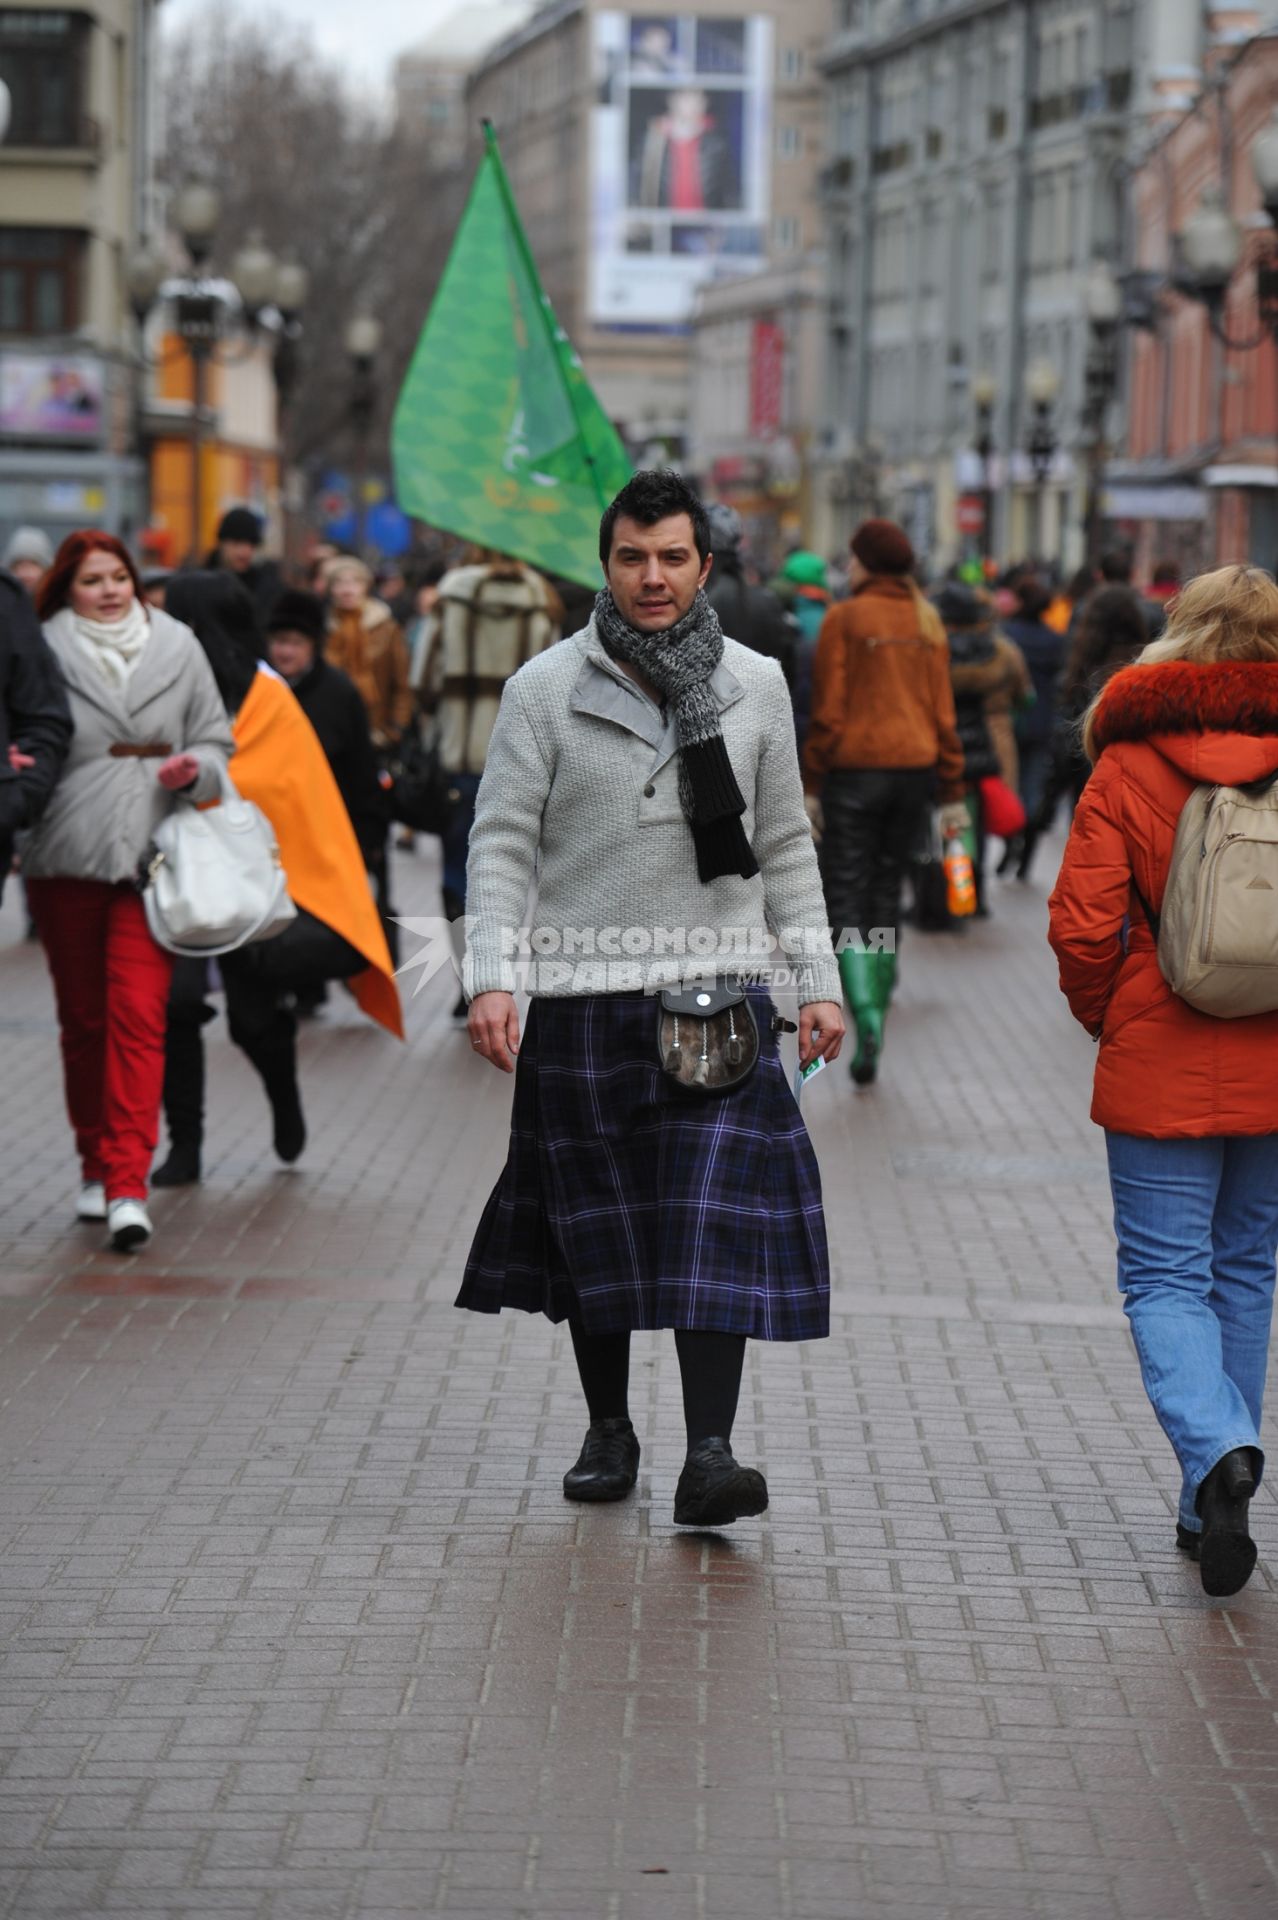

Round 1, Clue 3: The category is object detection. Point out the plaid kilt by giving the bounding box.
[457,991,830,1341]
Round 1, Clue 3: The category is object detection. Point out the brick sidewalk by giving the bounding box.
[0,841,1273,1919]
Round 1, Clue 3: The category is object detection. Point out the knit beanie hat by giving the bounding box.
[781,549,828,589]
[217,506,263,547]
[265,587,325,646]
[850,518,914,577]
[3,525,54,571]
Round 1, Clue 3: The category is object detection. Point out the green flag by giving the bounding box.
[392,124,632,590]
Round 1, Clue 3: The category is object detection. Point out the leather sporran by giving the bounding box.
[656,978,760,1095]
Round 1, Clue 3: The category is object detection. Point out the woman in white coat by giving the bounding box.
[25,531,232,1251]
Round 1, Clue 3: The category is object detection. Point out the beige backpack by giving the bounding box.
[1141,774,1278,1017]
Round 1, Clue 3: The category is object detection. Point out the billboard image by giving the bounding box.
[590,11,773,330]
[0,354,104,440]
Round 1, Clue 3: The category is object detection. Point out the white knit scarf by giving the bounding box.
[74,599,150,691]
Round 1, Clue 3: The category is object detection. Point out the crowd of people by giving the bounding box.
[2,485,1276,1591]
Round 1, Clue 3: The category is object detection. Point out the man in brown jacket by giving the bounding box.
[803,518,966,1086]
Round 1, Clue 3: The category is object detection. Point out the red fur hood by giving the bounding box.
[1092,660,1278,786]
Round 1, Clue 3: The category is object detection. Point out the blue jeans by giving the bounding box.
[1106,1132,1278,1531]
[441,773,483,913]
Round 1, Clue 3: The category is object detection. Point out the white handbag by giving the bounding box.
[140,765,297,957]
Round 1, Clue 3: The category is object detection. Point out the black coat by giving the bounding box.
[946,626,1001,784]
[705,556,797,687]
[287,656,385,859]
[0,571,73,896]
[1001,616,1065,747]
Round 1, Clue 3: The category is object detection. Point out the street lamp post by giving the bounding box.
[345,314,383,556]
[1024,359,1060,563]
[972,372,997,567]
[1082,260,1122,567]
[127,187,308,560]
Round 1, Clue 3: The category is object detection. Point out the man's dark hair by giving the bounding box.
[1098,547,1134,584]
[599,470,711,570]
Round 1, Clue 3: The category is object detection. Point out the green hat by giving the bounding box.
[781,550,828,588]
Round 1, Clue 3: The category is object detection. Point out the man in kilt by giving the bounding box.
[459,471,844,1527]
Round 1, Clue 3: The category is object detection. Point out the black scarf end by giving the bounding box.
[693,816,760,884]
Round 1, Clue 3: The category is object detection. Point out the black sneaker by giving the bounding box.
[562,1418,640,1503]
[1175,1522,1201,1560]
[673,1437,769,1527]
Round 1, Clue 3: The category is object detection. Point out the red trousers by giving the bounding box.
[28,879,173,1201]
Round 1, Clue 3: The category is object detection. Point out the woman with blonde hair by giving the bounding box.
[1049,564,1278,1597]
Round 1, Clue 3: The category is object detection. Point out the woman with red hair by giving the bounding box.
[25,531,232,1251]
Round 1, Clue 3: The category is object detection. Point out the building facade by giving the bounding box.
[1114,27,1278,576]
[816,0,1260,571]
[0,0,160,547]
[467,0,830,453]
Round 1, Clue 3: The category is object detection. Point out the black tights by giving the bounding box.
[568,1322,746,1447]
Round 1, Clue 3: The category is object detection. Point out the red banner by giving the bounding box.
[749,319,785,439]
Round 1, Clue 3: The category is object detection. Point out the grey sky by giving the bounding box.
[162,0,469,94]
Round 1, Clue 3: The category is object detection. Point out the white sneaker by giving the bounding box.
[107,1199,152,1253]
[76,1182,107,1223]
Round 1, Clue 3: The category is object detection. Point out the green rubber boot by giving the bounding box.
[839,948,883,1088]
[876,947,898,1009]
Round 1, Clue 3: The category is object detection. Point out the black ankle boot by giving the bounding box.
[266,1068,306,1164]
[1196,1449,1258,1598]
[562,1418,640,1502]
[152,1142,202,1187]
[673,1437,768,1527]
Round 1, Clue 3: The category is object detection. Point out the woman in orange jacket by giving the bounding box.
[804,518,966,1086]
[152,573,402,1186]
[1048,565,1278,1598]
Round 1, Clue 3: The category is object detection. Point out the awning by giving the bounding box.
[1102,484,1208,521]
[1203,465,1278,489]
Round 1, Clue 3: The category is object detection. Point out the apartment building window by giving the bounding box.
[780,47,804,82]
[0,11,91,148]
[839,0,865,28]
[778,125,802,161]
[775,214,801,254]
[0,229,82,335]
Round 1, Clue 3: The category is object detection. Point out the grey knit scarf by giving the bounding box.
[594,587,759,883]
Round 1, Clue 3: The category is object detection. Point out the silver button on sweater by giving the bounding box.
[463,619,840,1004]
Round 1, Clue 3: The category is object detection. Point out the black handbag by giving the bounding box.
[656,977,761,1094]
[379,723,458,836]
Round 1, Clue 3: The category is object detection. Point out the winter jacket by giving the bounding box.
[1002,615,1065,747]
[325,598,413,746]
[0,571,72,891]
[23,607,232,884]
[705,554,797,688]
[981,633,1032,790]
[202,550,283,621]
[418,562,559,775]
[803,576,964,801]
[945,625,1002,784]
[464,618,839,1006]
[1047,660,1278,1138]
[286,655,386,860]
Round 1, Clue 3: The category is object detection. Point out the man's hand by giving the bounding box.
[938,801,970,839]
[157,753,200,792]
[468,990,521,1073]
[803,792,824,841]
[7,746,34,773]
[798,999,845,1070]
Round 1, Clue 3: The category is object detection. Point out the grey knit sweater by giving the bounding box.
[463,618,839,1004]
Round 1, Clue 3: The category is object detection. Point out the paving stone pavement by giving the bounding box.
[0,836,1274,1920]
